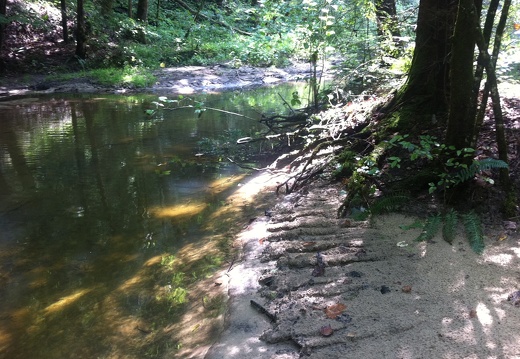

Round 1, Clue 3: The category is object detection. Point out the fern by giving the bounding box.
[442,209,458,244]
[462,211,485,254]
[370,193,411,215]
[415,214,442,242]
[454,158,508,183]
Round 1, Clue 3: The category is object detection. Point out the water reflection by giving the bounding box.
[0,85,306,358]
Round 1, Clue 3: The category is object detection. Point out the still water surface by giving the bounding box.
[0,85,303,358]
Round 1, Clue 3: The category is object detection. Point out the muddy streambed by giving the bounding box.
[0,84,307,359]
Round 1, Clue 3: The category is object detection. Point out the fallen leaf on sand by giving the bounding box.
[402,285,412,293]
[325,303,347,319]
[469,309,478,318]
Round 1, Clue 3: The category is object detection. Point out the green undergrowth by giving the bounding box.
[45,66,157,88]
[335,132,509,255]
[412,210,485,254]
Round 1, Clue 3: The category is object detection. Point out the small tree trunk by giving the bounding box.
[0,0,7,51]
[374,0,400,37]
[128,0,132,18]
[476,0,512,134]
[474,0,512,188]
[75,0,87,59]
[60,0,68,43]
[136,0,148,22]
[469,0,499,130]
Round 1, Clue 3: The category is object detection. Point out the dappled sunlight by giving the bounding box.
[118,272,146,292]
[175,239,220,267]
[144,255,163,267]
[475,302,493,328]
[166,270,229,359]
[486,253,515,266]
[0,328,12,353]
[207,174,247,195]
[44,288,92,314]
[151,202,207,219]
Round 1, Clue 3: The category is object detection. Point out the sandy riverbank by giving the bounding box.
[204,171,520,359]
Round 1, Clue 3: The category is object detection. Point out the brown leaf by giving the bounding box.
[324,303,347,319]
[303,241,316,247]
[469,309,478,318]
[320,324,334,337]
[401,285,412,293]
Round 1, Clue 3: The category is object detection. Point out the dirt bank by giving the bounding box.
[0,62,322,98]
[205,172,520,359]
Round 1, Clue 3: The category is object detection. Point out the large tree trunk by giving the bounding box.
[75,0,87,59]
[389,0,456,129]
[445,0,482,149]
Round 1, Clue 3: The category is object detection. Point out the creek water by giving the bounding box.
[0,84,305,358]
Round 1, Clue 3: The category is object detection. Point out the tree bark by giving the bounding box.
[374,0,400,37]
[75,0,87,59]
[469,0,499,128]
[389,0,456,130]
[474,0,511,188]
[0,0,7,52]
[476,0,512,133]
[445,0,481,149]
[60,0,68,43]
[136,0,148,22]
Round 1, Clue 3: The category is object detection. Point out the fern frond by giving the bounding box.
[415,214,442,242]
[462,211,485,254]
[370,193,411,215]
[442,209,458,244]
[455,158,508,183]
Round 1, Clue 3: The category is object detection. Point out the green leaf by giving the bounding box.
[462,212,485,254]
[415,214,441,242]
[442,209,458,244]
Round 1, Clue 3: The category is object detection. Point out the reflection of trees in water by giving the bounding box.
[0,118,36,192]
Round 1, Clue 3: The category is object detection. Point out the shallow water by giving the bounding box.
[0,85,305,358]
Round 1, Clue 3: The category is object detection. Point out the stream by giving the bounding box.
[0,84,306,359]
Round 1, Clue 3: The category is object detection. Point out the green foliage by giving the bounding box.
[164,287,188,306]
[370,193,411,215]
[412,210,485,254]
[462,212,485,255]
[386,134,509,194]
[161,254,176,269]
[442,208,458,244]
[5,0,422,87]
[415,214,442,242]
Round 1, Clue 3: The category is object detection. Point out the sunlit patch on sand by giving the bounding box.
[486,253,514,266]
